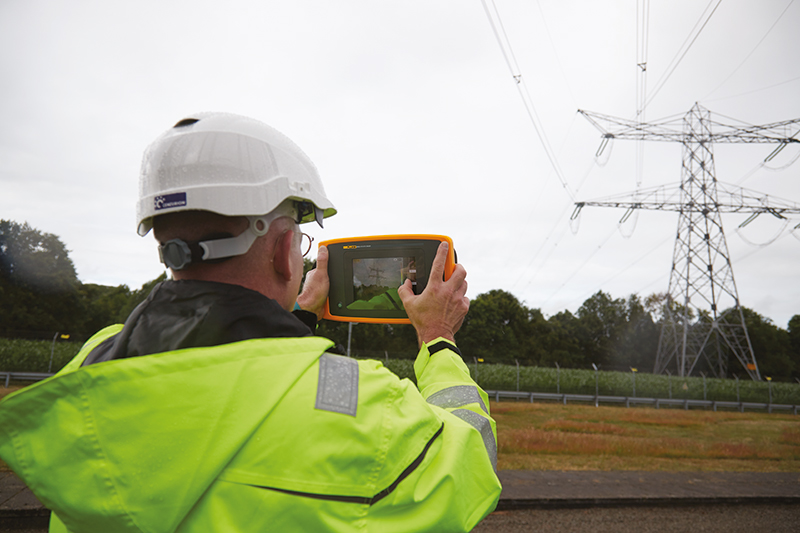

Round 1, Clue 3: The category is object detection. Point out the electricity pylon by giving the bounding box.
[572,103,800,380]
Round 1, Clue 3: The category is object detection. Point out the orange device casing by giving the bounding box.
[318,234,455,324]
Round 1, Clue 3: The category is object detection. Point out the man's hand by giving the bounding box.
[398,241,469,346]
[296,245,330,321]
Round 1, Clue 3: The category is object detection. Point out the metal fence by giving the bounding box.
[1,371,54,388]
[3,370,797,415]
[486,389,800,415]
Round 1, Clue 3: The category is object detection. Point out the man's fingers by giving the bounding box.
[449,263,467,287]
[457,278,469,299]
[428,241,448,283]
[397,278,414,303]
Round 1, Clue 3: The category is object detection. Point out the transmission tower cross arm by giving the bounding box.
[572,182,800,223]
[578,109,687,142]
[578,107,800,144]
[707,116,800,144]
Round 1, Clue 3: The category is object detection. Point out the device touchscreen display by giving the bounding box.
[321,235,453,323]
[348,256,417,311]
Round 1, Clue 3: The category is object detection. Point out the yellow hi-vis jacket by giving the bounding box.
[0,328,501,532]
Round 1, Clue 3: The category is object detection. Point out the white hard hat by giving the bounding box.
[136,112,336,237]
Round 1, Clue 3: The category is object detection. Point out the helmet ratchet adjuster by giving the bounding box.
[158,239,203,271]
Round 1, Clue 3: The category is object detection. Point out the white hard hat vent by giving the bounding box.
[173,118,200,128]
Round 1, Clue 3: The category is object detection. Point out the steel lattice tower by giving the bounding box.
[573,103,800,380]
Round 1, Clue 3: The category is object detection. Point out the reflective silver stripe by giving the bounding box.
[426,385,488,414]
[451,409,497,472]
[315,354,358,417]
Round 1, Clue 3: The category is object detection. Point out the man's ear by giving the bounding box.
[272,229,295,282]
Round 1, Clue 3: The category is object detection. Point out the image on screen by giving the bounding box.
[348,256,417,311]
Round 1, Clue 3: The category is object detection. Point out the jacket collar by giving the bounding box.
[82,280,312,366]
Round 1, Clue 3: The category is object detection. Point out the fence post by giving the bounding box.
[667,370,672,399]
[701,372,707,402]
[347,322,355,357]
[631,367,637,398]
[555,362,560,395]
[592,363,599,407]
[766,377,773,413]
[515,359,520,392]
[49,332,59,373]
[735,375,740,404]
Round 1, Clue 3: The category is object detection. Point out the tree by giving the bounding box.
[789,315,800,380]
[543,310,583,367]
[522,307,554,365]
[78,283,133,334]
[616,294,659,371]
[0,220,78,292]
[734,307,794,381]
[114,272,167,322]
[0,220,82,336]
[456,290,531,364]
[575,291,629,369]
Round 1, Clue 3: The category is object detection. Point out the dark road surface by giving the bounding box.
[3,470,799,531]
[474,503,800,532]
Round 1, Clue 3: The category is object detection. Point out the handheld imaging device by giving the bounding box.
[319,235,456,324]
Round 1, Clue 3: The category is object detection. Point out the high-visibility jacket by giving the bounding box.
[0,282,500,532]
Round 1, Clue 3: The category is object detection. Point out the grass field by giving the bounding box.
[2,383,798,474]
[493,400,800,472]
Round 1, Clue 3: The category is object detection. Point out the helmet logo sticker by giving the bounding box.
[154,192,187,211]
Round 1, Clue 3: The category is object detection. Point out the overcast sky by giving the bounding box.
[2,0,799,328]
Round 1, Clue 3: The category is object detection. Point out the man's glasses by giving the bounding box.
[300,233,314,257]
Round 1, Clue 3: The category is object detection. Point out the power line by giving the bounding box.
[509,114,585,290]
[644,0,723,108]
[702,0,796,101]
[704,75,800,103]
[535,0,578,108]
[481,0,575,201]
[539,225,618,308]
[635,0,650,188]
[511,149,600,294]
[564,233,673,312]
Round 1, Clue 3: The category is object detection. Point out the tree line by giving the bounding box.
[0,220,162,340]
[2,219,799,381]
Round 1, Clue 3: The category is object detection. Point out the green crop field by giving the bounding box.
[379,357,800,405]
[0,338,82,373]
[468,363,800,405]
[3,338,798,404]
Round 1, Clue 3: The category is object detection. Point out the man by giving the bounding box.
[0,112,501,532]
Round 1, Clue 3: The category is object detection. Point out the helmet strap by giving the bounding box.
[157,203,299,270]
